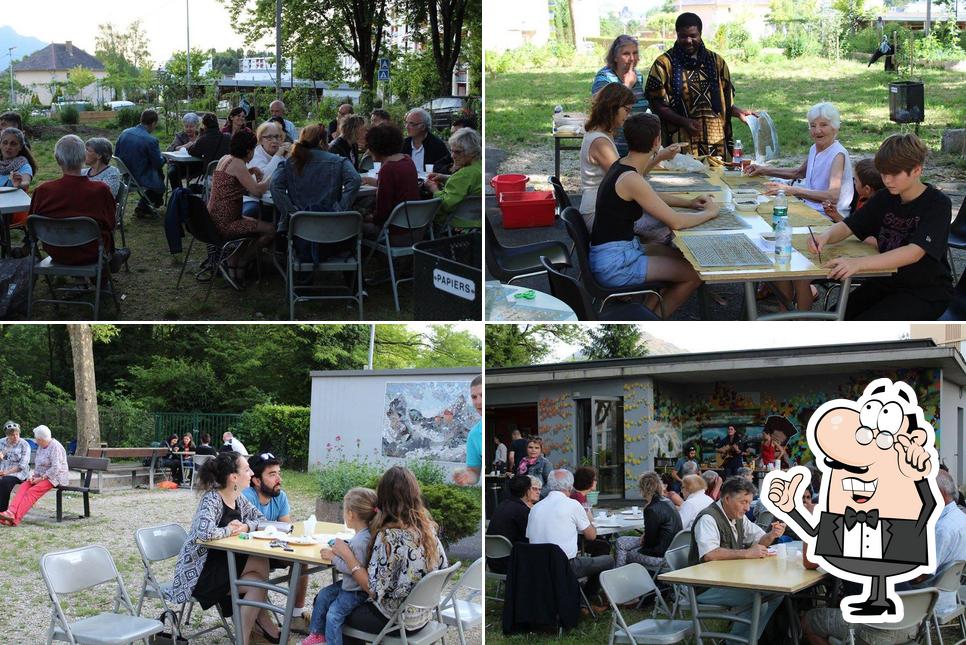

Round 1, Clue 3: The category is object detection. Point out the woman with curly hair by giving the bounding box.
[333,466,448,634]
[614,471,682,568]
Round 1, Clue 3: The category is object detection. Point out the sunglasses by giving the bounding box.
[260,452,276,460]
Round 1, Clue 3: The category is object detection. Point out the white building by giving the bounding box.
[485,0,600,53]
[10,42,109,106]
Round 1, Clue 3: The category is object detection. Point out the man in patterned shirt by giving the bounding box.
[645,12,757,160]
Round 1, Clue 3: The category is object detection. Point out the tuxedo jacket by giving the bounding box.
[788,479,936,565]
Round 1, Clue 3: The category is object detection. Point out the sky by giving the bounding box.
[1,0,267,67]
[548,322,911,361]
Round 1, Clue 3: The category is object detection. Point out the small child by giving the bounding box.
[823,158,885,247]
[810,133,953,320]
[299,487,377,645]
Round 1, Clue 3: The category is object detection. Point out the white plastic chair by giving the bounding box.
[438,557,483,645]
[133,523,234,641]
[484,534,512,602]
[40,544,165,645]
[931,560,966,645]
[600,563,693,644]
[342,561,461,645]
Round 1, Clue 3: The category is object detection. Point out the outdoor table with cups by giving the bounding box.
[658,541,828,645]
[201,517,351,645]
[0,187,30,257]
[592,507,646,537]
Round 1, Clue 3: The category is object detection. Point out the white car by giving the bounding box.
[106,100,136,111]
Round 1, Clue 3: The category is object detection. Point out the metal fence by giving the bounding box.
[153,412,244,445]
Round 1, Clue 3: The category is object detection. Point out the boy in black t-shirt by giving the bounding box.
[809,133,952,320]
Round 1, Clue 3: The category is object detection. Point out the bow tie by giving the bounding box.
[844,507,879,530]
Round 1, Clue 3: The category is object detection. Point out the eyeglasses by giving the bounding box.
[530,486,542,491]
[855,428,894,450]
[259,452,276,460]
[451,147,465,154]
[262,135,280,141]
[405,121,424,127]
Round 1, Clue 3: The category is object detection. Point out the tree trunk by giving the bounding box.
[67,324,100,456]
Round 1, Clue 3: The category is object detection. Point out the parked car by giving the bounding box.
[417,96,479,131]
[106,100,136,111]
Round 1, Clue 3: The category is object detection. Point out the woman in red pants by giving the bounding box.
[0,425,68,526]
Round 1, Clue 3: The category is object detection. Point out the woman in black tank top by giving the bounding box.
[589,113,720,317]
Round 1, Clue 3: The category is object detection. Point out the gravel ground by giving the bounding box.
[0,486,481,644]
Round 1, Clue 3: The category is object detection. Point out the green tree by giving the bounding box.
[401,0,477,96]
[485,324,587,368]
[583,325,648,360]
[65,67,96,100]
[209,48,245,77]
[95,21,153,99]
[223,0,390,99]
[166,49,210,83]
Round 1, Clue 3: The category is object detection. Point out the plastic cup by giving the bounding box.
[425,164,434,174]
[373,162,382,173]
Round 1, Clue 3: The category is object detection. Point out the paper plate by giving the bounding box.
[249,530,286,540]
[0,186,18,193]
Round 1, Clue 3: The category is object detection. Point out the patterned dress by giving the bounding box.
[645,44,736,160]
[207,169,260,238]
[368,527,448,630]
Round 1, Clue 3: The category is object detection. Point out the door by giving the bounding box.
[590,397,624,498]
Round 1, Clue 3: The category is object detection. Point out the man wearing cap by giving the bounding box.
[242,452,311,633]
[0,421,31,512]
[0,425,68,526]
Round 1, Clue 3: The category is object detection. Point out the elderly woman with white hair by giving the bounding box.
[401,107,452,174]
[424,127,481,229]
[28,134,122,268]
[83,137,122,198]
[166,112,203,189]
[745,101,854,219]
[0,425,68,526]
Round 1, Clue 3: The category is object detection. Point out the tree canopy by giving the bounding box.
[485,324,587,368]
[583,325,648,360]
[0,324,481,415]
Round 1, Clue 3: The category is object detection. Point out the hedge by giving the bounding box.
[234,404,311,470]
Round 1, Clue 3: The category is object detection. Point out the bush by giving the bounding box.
[234,404,311,469]
[115,108,140,129]
[420,483,481,546]
[58,106,79,125]
[405,458,447,486]
[783,28,822,58]
[318,458,384,502]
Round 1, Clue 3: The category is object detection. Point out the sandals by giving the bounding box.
[254,619,281,644]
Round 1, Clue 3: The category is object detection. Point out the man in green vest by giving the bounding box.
[689,476,786,642]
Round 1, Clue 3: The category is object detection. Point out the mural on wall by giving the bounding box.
[650,368,941,471]
[538,391,575,469]
[382,381,476,461]
[624,379,664,495]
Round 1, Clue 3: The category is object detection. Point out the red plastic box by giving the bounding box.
[499,190,556,228]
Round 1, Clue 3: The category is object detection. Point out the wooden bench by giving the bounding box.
[56,455,110,522]
[89,447,169,488]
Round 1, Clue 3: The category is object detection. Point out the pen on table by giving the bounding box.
[807,226,821,264]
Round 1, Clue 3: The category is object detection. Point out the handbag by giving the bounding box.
[149,609,188,645]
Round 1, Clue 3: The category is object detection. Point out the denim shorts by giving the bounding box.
[588,239,649,287]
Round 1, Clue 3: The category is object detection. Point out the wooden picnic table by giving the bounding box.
[659,542,828,645]
[88,447,170,488]
[202,520,347,645]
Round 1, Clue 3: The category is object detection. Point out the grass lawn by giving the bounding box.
[485,55,966,170]
[15,122,421,321]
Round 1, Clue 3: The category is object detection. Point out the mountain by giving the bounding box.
[0,26,47,66]
[639,332,685,356]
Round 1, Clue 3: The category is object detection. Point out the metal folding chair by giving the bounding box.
[438,557,483,645]
[287,210,364,320]
[600,564,693,644]
[40,544,165,644]
[26,215,120,320]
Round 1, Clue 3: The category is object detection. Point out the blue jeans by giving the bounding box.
[309,582,368,645]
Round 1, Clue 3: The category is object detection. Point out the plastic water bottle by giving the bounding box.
[553,105,563,115]
[773,190,791,267]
